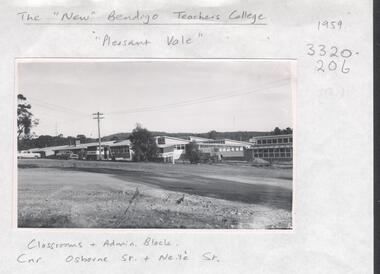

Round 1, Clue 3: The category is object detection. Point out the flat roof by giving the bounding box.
[155,136,190,143]
[110,140,131,147]
[52,141,117,151]
[250,134,293,139]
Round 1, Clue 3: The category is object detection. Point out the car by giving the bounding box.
[68,153,79,160]
[57,151,79,160]
[17,150,41,159]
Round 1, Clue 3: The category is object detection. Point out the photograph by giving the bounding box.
[16,58,294,229]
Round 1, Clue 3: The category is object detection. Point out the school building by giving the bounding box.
[246,134,293,162]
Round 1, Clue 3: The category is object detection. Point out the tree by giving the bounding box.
[272,127,293,135]
[129,124,158,162]
[17,94,39,139]
[207,130,218,140]
[273,127,282,135]
[76,134,87,143]
[185,141,202,164]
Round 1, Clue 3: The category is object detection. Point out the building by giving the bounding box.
[51,140,131,161]
[196,139,253,161]
[85,141,115,160]
[25,133,292,164]
[155,136,190,163]
[109,140,133,161]
[28,145,69,158]
[155,136,254,162]
[185,136,213,142]
[247,134,293,162]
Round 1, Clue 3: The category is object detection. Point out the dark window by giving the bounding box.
[157,137,165,145]
[262,140,267,144]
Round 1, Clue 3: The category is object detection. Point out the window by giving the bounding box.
[157,137,165,145]
[277,138,283,143]
[258,140,262,144]
[273,139,277,144]
[290,138,293,143]
[262,140,267,144]
[284,138,288,143]
[268,139,272,144]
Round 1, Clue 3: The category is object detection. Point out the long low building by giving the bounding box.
[154,136,254,162]
[25,133,293,163]
[41,140,133,161]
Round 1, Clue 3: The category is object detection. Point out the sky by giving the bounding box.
[17,59,294,137]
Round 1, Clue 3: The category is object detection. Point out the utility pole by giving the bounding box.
[92,112,104,160]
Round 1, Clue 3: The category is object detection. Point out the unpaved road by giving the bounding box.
[18,159,292,229]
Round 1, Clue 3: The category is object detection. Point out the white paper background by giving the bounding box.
[0,0,373,273]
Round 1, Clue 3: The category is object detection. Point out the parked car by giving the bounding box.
[56,151,79,160]
[17,150,41,159]
[69,153,79,160]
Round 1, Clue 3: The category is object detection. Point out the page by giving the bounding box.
[0,0,373,273]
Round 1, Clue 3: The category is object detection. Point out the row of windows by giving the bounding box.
[256,137,292,145]
[173,144,186,150]
[157,137,166,145]
[219,147,244,152]
[111,147,130,153]
[203,140,225,144]
[253,148,292,153]
[254,153,292,158]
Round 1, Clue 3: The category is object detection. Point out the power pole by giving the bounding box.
[92,112,104,160]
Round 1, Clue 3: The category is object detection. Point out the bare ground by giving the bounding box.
[18,159,292,229]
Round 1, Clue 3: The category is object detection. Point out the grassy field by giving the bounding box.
[18,159,292,229]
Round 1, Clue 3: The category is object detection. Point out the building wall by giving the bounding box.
[197,144,245,160]
[248,134,293,162]
[110,145,132,160]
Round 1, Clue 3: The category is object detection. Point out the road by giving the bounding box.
[17,159,292,229]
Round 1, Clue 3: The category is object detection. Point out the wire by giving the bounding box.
[27,96,89,116]
[107,78,290,115]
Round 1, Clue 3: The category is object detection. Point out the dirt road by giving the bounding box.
[18,159,292,229]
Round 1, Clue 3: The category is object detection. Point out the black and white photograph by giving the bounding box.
[16,59,294,229]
